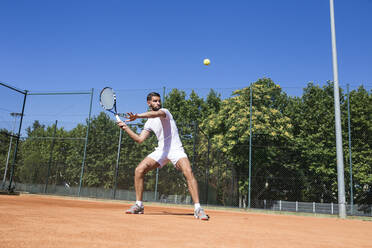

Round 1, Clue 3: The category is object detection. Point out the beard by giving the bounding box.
[151,105,161,111]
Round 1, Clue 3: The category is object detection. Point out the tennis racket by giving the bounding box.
[99,87,122,122]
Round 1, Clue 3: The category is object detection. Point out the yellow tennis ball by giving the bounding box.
[203,58,210,65]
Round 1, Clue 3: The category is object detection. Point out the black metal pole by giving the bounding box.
[113,129,123,199]
[44,120,58,193]
[192,121,197,171]
[205,137,210,205]
[248,83,253,208]
[8,90,28,192]
[78,88,94,196]
[347,84,353,214]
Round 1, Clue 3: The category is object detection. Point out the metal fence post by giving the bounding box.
[248,84,252,208]
[2,113,21,189]
[8,90,27,192]
[192,121,197,171]
[113,128,123,199]
[347,84,354,215]
[44,120,57,193]
[78,88,94,196]
[205,137,210,205]
[154,87,166,201]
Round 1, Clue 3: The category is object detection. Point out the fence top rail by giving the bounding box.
[0,81,27,94]
[27,91,91,95]
[21,136,86,140]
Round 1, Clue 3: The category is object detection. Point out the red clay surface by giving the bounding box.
[1,194,371,248]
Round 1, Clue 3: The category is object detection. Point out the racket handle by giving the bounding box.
[115,114,122,122]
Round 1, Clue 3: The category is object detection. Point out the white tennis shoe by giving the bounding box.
[125,204,144,214]
[194,207,209,220]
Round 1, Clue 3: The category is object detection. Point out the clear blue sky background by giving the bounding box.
[1,0,371,132]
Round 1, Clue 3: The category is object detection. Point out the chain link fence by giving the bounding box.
[1,82,371,217]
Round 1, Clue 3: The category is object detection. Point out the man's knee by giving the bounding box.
[183,165,193,176]
[135,158,159,176]
[177,159,194,177]
[135,165,146,177]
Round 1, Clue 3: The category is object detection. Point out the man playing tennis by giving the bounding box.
[116,92,209,220]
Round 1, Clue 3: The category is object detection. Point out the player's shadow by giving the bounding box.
[146,211,194,216]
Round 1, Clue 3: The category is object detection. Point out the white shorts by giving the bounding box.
[147,148,188,168]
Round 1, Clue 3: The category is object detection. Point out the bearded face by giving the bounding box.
[147,96,162,111]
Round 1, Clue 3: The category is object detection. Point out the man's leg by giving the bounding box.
[175,157,199,203]
[126,157,159,214]
[176,157,209,220]
[135,157,160,201]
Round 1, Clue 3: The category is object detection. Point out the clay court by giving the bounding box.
[1,194,371,248]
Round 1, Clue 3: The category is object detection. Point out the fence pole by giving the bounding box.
[154,87,166,201]
[2,134,13,189]
[8,90,27,192]
[192,121,197,171]
[347,84,354,214]
[205,137,210,205]
[248,83,253,208]
[44,120,58,193]
[2,113,21,189]
[113,128,123,199]
[78,88,94,196]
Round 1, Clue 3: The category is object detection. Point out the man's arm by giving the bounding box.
[126,110,166,122]
[117,121,150,144]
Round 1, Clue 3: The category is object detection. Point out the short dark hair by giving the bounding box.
[147,92,161,101]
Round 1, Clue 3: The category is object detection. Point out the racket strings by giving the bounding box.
[100,87,116,111]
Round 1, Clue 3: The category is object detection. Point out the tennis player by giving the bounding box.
[116,92,209,220]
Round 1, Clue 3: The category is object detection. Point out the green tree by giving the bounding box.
[344,86,372,204]
[288,82,345,202]
[202,78,294,207]
[80,112,120,188]
[18,121,71,187]
[18,121,49,184]
[63,123,87,187]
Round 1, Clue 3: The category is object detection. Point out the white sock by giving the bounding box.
[136,201,143,207]
[194,203,201,210]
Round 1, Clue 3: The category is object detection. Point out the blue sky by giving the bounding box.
[1,0,371,132]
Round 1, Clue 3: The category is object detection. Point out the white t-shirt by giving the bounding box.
[143,108,184,150]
